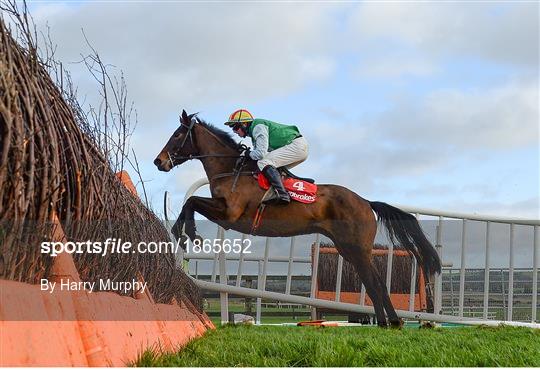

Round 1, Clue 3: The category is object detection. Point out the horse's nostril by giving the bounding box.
[153,158,161,167]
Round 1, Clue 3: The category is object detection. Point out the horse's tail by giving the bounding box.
[369,201,441,276]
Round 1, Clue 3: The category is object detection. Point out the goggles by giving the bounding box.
[232,123,245,131]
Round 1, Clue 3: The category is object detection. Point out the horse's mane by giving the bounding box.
[196,117,241,152]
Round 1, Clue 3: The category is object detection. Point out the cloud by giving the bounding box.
[354,57,438,79]
[300,80,538,216]
[374,82,539,151]
[31,2,338,123]
[347,3,539,67]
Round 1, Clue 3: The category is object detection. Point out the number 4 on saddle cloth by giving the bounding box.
[256,171,317,204]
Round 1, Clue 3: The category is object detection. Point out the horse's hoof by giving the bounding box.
[419,321,438,329]
[390,319,404,329]
[377,321,389,328]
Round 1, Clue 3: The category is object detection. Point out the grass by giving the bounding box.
[134,324,540,367]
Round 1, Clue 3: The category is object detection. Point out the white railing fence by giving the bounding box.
[164,178,539,328]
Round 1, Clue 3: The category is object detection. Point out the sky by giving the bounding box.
[9,1,540,271]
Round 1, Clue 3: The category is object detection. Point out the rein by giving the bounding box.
[210,171,254,181]
[169,153,242,163]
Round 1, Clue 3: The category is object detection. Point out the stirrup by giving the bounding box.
[262,188,290,205]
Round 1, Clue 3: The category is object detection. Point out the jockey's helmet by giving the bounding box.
[224,109,254,127]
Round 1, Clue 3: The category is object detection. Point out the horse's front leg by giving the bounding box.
[171,201,206,249]
[181,196,228,242]
[171,202,189,240]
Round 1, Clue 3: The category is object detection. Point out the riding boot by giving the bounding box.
[262,165,291,205]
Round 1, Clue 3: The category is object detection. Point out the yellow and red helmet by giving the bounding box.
[224,109,254,126]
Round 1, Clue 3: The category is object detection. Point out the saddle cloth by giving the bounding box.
[257,173,317,203]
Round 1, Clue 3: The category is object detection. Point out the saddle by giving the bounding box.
[251,167,317,234]
[256,168,317,204]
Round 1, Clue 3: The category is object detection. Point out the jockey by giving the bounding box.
[225,109,308,205]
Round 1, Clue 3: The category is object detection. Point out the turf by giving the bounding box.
[134,324,540,367]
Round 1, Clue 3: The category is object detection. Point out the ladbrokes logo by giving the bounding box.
[288,191,316,202]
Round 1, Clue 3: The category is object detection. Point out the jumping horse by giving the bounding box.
[154,110,441,328]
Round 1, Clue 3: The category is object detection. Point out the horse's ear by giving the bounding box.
[181,109,188,123]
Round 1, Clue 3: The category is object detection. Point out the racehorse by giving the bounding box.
[154,110,441,328]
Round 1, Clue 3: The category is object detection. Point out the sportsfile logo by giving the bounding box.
[40,237,252,257]
[40,238,184,257]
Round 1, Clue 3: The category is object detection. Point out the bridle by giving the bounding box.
[166,117,244,167]
[165,117,253,192]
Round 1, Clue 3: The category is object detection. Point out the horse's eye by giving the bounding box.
[174,132,181,138]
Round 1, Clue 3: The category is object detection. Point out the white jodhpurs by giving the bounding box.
[257,136,309,171]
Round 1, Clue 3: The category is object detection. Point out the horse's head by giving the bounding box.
[154,110,199,172]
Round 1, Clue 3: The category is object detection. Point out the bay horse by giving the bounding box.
[154,110,441,327]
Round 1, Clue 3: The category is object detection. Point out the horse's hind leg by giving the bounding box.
[352,256,388,327]
[373,272,402,328]
[331,239,387,326]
